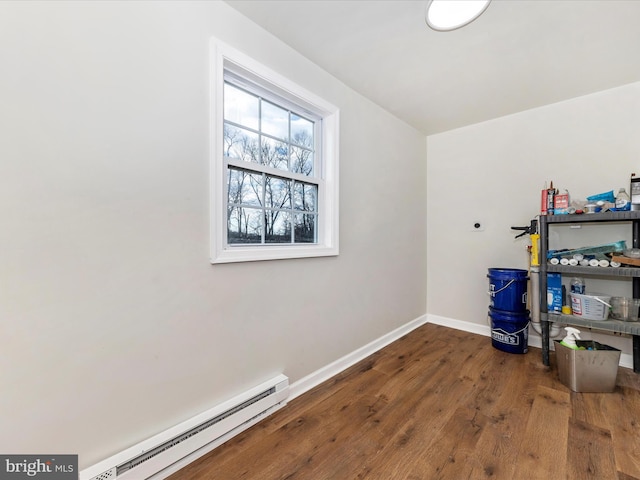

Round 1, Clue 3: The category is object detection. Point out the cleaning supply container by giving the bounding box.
[555,337,621,392]
[569,292,612,320]
[488,307,530,354]
[487,268,529,312]
[559,327,582,349]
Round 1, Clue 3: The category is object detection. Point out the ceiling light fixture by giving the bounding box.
[425,0,491,32]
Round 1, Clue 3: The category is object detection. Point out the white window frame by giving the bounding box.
[210,38,339,264]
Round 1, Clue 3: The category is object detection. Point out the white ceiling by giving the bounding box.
[224,0,640,135]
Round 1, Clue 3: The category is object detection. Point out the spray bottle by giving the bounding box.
[559,327,582,350]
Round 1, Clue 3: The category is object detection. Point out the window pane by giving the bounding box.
[228,168,262,206]
[224,124,260,163]
[265,176,291,210]
[291,146,313,176]
[261,101,288,140]
[294,213,316,243]
[293,182,317,212]
[265,210,291,243]
[291,114,313,148]
[228,206,263,244]
[261,136,289,170]
[224,83,259,130]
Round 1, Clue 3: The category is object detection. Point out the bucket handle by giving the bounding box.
[592,296,612,308]
[488,279,515,296]
[509,322,530,336]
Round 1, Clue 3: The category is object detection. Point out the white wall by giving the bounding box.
[427,81,640,353]
[0,1,427,467]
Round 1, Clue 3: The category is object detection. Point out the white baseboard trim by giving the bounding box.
[426,313,491,338]
[425,313,633,370]
[288,314,428,401]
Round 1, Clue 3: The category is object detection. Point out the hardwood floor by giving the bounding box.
[168,324,640,480]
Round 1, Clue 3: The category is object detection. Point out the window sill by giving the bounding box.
[210,244,338,264]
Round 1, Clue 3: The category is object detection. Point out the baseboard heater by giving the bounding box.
[80,374,289,480]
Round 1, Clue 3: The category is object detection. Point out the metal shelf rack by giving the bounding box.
[539,211,640,373]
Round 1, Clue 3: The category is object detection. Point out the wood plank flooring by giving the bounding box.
[168,324,640,480]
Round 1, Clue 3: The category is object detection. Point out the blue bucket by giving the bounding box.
[488,307,529,354]
[487,268,528,312]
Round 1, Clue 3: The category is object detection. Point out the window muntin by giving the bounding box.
[223,78,319,247]
[226,166,318,245]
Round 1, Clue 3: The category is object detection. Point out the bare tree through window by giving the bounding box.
[223,86,318,245]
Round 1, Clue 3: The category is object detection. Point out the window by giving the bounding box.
[210,40,339,263]
[224,79,318,245]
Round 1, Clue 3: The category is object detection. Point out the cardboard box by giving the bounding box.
[554,193,570,214]
[547,273,562,313]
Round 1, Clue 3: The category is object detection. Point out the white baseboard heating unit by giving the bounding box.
[80,374,289,480]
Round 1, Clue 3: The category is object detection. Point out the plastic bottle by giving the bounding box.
[615,188,631,211]
[560,327,582,350]
[570,277,585,294]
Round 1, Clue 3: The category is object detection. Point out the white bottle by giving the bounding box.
[560,327,581,350]
[615,188,630,211]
